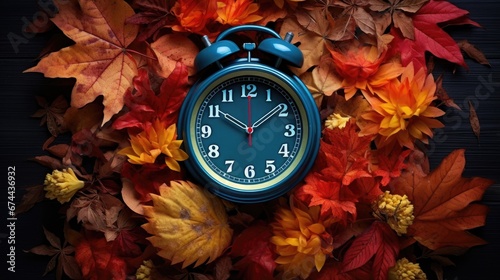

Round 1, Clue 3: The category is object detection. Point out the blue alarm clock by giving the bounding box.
[177,25,320,203]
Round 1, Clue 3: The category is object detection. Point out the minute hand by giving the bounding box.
[252,104,285,128]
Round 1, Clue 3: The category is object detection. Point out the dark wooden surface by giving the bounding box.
[0,1,499,279]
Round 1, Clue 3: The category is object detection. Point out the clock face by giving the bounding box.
[186,71,312,193]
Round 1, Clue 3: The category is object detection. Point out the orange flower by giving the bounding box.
[216,0,263,25]
[270,197,334,279]
[359,63,445,149]
[119,119,188,171]
[171,0,218,33]
[329,41,403,100]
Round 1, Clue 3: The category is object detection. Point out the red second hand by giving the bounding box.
[247,95,252,146]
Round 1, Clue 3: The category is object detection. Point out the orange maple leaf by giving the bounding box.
[171,0,218,34]
[25,0,139,125]
[390,149,493,250]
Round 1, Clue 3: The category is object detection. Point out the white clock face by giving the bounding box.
[191,75,305,190]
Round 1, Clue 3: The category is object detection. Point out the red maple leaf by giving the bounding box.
[341,221,399,280]
[230,222,276,280]
[298,174,357,222]
[371,145,411,187]
[113,62,189,132]
[314,120,372,186]
[391,0,479,70]
[120,162,183,202]
[75,232,127,280]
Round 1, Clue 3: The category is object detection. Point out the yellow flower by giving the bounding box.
[119,120,188,171]
[270,197,334,279]
[135,260,154,280]
[388,258,427,280]
[329,41,403,100]
[44,168,84,203]
[216,0,263,25]
[142,181,233,268]
[359,63,445,149]
[325,113,350,130]
[373,191,414,236]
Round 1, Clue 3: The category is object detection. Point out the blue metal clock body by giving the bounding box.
[177,25,320,203]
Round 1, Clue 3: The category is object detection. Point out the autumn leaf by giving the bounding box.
[67,190,125,241]
[302,55,342,101]
[231,222,276,280]
[435,74,461,110]
[370,0,429,40]
[216,0,263,26]
[391,0,477,70]
[113,62,189,132]
[142,181,233,268]
[341,221,399,280]
[149,34,198,77]
[314,120,372,186]
[126,0,177,41]
[333,0,376,36]
[371,145,412,186]
[458,40,490,66]
[25,227,82,280]
[469,100,480,140]
[25,0,139,125]
[295,120,372,221]
[75,231,127,280]
[15,185,45,215]
[390,149,493,250]
[31,95,69,136]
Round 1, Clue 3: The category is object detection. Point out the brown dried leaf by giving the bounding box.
[469,100,480,140]
[214,256,232,280]
[32,95,69,137]
[435,75,461,110]
[149,34,198,77]
[32,155,63,170]
[458,40,490,66]
[43,226,62,250]
[15,185,46,215]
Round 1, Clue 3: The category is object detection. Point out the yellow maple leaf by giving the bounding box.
[142,181,233,268]
[25,0,139,125]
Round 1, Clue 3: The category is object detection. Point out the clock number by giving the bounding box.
[222,89,233,102]
[241,84,257,98]
[201,125,212,138]
[279,104,288,117]
[208,144,220,158]
[209,105,220,118]
[265,160,276,174]
[284,124,295,137]
[266,89,272,102]
[244,165,256,178]
[278,143,290,158]
[225,160,234,173]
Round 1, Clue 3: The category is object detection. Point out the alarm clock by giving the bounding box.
[177,25,320,203]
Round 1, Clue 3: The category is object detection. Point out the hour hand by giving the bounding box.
[218,109,248,131]
[252,103,285,128]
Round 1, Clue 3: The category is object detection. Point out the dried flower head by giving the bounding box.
[325,113,350,130]
[142,181,232,268]
[359,63,445,149]
[44,168,85,204]
[373,191,414,235]
[135,260,154,280]
[388,258,427,280]
[119,120,188,171]
[270,197,334,279]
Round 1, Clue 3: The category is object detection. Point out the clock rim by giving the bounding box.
[178,62,320,203]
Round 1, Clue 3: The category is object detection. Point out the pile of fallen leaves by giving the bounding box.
[19,0,493,279]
